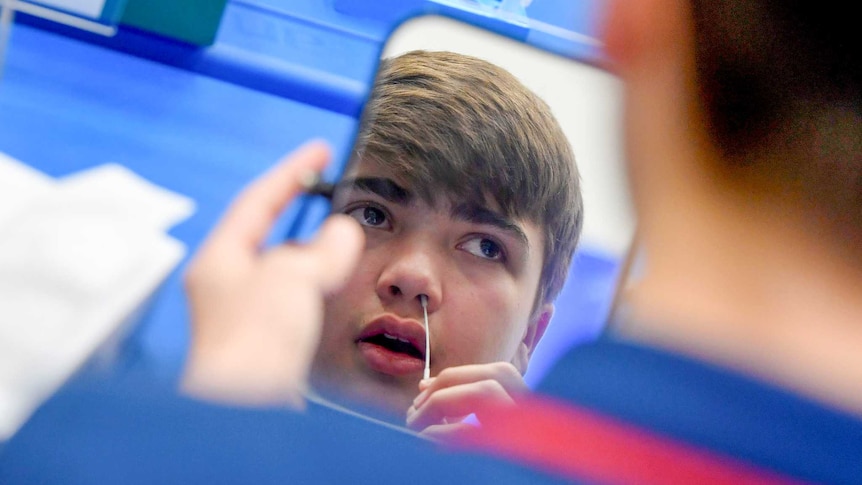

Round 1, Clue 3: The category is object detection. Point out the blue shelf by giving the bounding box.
[16,1,383,117]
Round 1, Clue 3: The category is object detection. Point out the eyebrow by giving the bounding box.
[336,177,413,204]
[451,202,530,250]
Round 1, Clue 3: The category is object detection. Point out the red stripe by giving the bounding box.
[455,396,808,485]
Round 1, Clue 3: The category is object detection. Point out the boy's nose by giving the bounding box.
[376,244,442,314]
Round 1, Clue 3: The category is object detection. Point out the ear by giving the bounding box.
[511,303,554,375]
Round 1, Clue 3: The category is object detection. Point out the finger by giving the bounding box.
[418,378,434,392]
[209,141,332,255]
[406,380,514,431]
[303,214,365,292]
[414,363,527,408]
[265,214,363,294]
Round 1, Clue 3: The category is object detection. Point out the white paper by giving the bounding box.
[0,152,55,227]
[59,164,196,233]
[0,154,195,439]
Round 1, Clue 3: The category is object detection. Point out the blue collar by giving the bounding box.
[537,337,862,484]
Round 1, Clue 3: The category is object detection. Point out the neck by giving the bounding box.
[620,197,862,417]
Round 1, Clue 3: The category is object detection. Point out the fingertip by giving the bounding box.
[328,213,363,233]
[281,140,333,174]
[296,138,332,157]
[312,215,365,290]
[319,215,364,254]
[419,377,435,390]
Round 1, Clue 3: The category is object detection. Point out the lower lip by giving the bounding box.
[357,341,424,376]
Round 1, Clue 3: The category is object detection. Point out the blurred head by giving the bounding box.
[691,1,861,238]
[605,0,861,255]
[311,50,582,414]
[602,0,862,415]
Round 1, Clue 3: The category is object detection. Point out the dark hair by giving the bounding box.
[690,1,862,231]
[353,50,583,307]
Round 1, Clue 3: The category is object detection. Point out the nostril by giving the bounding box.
[389,285,402,296]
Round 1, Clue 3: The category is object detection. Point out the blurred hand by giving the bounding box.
[181,142,363,408]
[406,362,528,440]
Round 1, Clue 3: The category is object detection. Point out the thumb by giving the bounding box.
[307,215,364,292]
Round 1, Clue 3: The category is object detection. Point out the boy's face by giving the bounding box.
[310,158,552,414]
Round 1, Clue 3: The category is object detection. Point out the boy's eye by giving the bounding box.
[461,237,504,261]
[346,205,391,229]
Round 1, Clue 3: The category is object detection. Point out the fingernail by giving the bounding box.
[419,377,435,389]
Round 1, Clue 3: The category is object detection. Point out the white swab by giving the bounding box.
[420,294,430,380]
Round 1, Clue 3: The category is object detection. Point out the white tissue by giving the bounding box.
[0,153,55,227]
[0,155,195,440]
[59,164,195,232]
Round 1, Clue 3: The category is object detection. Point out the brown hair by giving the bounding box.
[353,50,583,307]
[689,1,862,235]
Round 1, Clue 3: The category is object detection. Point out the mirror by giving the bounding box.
[306,14,632,426]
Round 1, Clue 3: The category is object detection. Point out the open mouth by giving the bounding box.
[356,317,427,377]
[359,332,424,360]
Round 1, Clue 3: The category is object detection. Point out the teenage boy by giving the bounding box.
[308,51,583,430]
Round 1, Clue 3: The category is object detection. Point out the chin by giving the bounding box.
[310,369,417,421]
[354,376,417,414]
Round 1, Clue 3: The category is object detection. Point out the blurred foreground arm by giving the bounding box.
[181,142,364,408]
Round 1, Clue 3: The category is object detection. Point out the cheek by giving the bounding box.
[441,279,531,364]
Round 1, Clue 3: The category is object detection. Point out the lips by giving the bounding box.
[356,315,427,377]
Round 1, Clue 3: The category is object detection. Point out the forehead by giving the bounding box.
[343,157,506,212]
